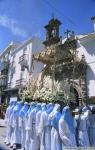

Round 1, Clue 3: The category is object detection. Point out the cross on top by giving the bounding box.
[64,29,71,39]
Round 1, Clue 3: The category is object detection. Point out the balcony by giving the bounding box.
[19,54,28,70]
[0,75,7,90]
[19,54,27,63]
[9,61,15,76]
[0,60,9,73]
[7,83,11,88]
[15,78,26,87]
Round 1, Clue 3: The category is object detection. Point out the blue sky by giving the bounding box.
[0,0,95,51]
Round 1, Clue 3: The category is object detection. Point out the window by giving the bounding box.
[23,47,27,55]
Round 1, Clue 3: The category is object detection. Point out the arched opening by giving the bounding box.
[70,86,79,106]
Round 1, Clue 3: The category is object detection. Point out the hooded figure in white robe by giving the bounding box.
[39,103,54,150]
[28,103,41,150]
[59,106,76,149]
[44,103,54,150]
[89,107,95,146]
[4,100,16,145]
[35,103,46,150]
[49,103,62,150]
[4,101,13,144]
[25,102,36,150]
[12,101,23,150]
[19,102,29,150]
[78,106,90,147]
[9,100,17,148]
[74,108,80,146]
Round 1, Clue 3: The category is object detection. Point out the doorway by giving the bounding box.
[70,86,79,106]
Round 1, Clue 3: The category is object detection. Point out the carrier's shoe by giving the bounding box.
[9,144,13,148]
[13,144,16,150]
[6,142,10,146]
[4,141,6,144]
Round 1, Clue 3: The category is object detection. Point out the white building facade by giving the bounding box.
[1,37,44,102]
[0,17,95,104]
[0,42,19,103]
[33,17,95,105]
[77,33,95,102]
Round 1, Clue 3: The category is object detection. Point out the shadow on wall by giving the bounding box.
[87,66,95,96]
[32,61,44,80]
[82,39,95,56]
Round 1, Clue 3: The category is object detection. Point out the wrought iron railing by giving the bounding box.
[7,82,11,88]
[0,60,10,72]
[19,54,27,63]
[0,75,7,88]
[15,78,26,87]
[19,54,28,70]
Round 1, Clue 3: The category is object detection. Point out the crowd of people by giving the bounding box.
[4,100,95,150]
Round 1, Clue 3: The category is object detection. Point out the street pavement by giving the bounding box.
[0,119,95,150]
[0,119,22,150]
[0,119,21,150]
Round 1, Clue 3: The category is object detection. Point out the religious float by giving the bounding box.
[21,17,88,107]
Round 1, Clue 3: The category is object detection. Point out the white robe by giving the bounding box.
[59,118,76,148]
[74,114,80,146]
[79,113,90,147]
[36,110,42,136]
[35,110,42,150]
[49,111,62,150]
[39,111,52,150]
[45,126,52,150]
[12,113,21,144]
[9,109,15,146]
[52,127,62,150]
[38,110,46,150]
[89,114,95,146]
[28,109,39,150]
[5,105,13,144]
[25,111,31,150]
[19,116,26,148]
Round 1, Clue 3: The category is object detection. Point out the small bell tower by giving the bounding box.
[43,16,61,46]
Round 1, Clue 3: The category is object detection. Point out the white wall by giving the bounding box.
[31,37,44,80]
[77,36,95,97]
[8,37,44,88]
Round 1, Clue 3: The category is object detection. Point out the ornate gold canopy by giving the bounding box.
[33,39,76,64]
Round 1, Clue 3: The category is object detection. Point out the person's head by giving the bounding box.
[82,106,88,113]
[37,103,41,109]
[82,105,91,114]
[54,103,61,112]
[47,103,53,110]
[91,106,95,114]
[46,103,54,114]
[84,110,92,117]
[72,108,79,116]
[41,103,46,111]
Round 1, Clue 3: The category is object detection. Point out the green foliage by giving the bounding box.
[33,84,76,104]
[19,89,33,102]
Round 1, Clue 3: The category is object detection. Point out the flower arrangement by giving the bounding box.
[20,89,32,102]
[35,82,76,104]
[20,75,76,104]
[19,79,37,102]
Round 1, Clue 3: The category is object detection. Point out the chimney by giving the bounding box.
[91,16,95,32]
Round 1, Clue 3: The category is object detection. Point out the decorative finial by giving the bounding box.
[81,54,85,61]
[71,31,75,36]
